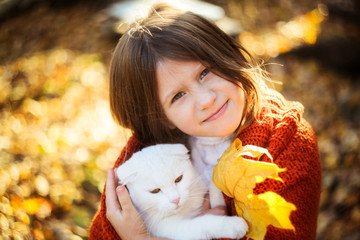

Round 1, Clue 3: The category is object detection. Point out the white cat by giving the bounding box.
[116,144,248,240]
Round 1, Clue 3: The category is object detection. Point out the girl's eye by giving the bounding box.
[200,68,210,80]
[171,92,185,103]
[150,188,161,194]
[174,175,183,183]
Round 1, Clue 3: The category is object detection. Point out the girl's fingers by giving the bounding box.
[201,194,211,211]
[206,206,227,216]
[116,185,133,213]
[106,168,135,215]
[106,169,121,211]
[199,194,227,216]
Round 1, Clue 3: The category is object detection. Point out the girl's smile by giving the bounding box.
[157,59,245,137]
[203,100,229,122]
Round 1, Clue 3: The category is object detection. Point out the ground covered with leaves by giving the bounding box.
[0,0,359,239]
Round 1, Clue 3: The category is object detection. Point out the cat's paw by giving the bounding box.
[220,216,248,239]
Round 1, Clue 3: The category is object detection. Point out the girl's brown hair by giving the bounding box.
[110,4,264,146]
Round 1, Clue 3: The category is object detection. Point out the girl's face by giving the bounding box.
[157,59,246,137]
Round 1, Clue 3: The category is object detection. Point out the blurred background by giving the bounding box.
[0,0,359,239]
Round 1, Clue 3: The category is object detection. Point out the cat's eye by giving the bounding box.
[174,175,183,183]
[150,188,161,194]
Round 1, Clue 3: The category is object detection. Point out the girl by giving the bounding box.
[89,4,321,240]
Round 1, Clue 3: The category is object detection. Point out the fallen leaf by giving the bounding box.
[213,139,296,240]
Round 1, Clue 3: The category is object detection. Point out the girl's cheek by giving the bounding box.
[173,104,192,126]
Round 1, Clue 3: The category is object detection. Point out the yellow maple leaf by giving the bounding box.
[213,139,296,240]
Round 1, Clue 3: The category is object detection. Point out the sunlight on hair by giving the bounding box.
[110,0,224,22]
[109,0,225,34]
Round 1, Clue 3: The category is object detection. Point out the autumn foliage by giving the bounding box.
[213,139,296,239]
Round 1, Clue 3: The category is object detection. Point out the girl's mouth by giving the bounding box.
[203,101,228,122]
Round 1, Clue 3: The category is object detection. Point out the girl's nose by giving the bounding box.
[195,88,216,110]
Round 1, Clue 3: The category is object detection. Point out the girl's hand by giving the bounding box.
[200,194,227,216]
[106,169,164,240]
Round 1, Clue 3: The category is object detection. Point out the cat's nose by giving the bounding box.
[172,197,180,205]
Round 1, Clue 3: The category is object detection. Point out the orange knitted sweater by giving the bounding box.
[89,90,321,240]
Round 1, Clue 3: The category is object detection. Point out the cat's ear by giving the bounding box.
[168,144,190,159]
[115,162,138,185]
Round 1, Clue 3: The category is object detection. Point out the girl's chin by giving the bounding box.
[206,124,240,137]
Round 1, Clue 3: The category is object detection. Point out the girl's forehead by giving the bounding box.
[156,59,204,87]
[157,59,203,74]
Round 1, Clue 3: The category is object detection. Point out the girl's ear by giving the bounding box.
[115,163,138,185]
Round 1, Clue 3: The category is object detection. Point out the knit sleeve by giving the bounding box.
[223,93,321,240]
[88,136,141,240]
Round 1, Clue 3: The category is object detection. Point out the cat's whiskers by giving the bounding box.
[137,205,158,216]
[186,195,208,203]
[145,209,169,232]
[137,203,173,219]
[137,206,165,230]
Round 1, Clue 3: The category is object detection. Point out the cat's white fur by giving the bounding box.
[116,144,248,240]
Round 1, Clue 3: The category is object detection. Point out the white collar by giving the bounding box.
[188,134,235,187]
[189,133,235,146]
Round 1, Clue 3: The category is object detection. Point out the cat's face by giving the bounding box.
[116,144,203,217]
